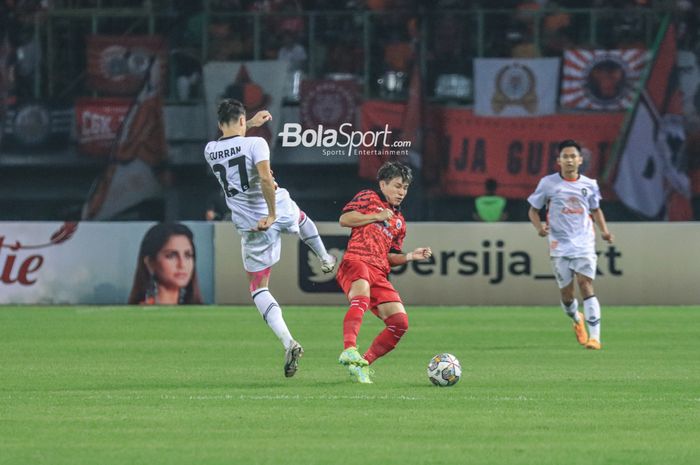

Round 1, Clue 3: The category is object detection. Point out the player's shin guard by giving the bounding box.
[343,296,370,349]
[583,295,601,341]
[252,287,294,350]
[560,299,580,322]
[364,312,408,365]
[298,211,332,262]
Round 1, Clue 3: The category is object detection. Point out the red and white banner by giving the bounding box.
[359,100,406,180]
[87,35,168,95]
[75,98,130,157]
[612,23,692,218]
[612,93,666,217]
[360,100,623,198]
[439,108,624,198]
[358,62,433,181]
[561,49,648,110]
[82,57,168,220]
[474,58,560,117]
[300,79,360,130]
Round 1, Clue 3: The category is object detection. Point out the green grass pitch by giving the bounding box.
[1,305,698,465]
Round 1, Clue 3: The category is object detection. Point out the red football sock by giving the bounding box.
[343,296,370,349]
[364,312,409,365]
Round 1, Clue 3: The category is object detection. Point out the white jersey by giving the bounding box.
[204,135,292,231]
[527,173,601,258]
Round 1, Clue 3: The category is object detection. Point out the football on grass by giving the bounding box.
[427,353,461,387]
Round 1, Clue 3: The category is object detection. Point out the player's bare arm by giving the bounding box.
[591,208,614,243]
[246,110,272,128]
[528,206,550,237]
[339,208,393,228]
[255,159,277,231]
[388,247,433,266]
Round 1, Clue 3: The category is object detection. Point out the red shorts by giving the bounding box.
[336,259,402,315]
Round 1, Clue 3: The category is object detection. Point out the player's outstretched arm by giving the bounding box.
[246,111,272,128]
[528,206,549,237]
[339,208,393,228]
[388,247,432,266]
[591,208,614,243]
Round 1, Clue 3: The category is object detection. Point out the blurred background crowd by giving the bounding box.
[1,0,699,223]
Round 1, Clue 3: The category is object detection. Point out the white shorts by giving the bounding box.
[550,256,597,288]
[239,198,301,272]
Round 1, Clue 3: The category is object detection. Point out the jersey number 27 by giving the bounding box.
[213,156,249,198]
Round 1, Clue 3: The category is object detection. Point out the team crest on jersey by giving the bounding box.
[581,187,588,197]
[396,219,402,230]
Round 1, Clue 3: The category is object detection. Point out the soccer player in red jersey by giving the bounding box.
[336,161,432,383]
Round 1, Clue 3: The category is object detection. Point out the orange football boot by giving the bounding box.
[573,312,588,345]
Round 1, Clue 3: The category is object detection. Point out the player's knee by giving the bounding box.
[349,279,370,297]
[248,268,271,293]
[387,312,409,337]
[559,286,575,302]
[577,276,594,295]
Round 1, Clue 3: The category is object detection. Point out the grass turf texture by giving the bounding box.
[1,306,698,465]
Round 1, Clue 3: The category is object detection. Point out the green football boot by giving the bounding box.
[338,347,369,366]
[346,363,373,384]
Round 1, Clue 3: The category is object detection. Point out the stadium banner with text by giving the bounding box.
[86,35,168,96]
[474,58,560,117]
[439,108,624,198]
[0,222,214,305]
[213,222,700,306]
[75,98,131,157]
[203,61,287,147]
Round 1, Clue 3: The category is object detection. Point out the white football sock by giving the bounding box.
[252,288,293,349]
[298,214,332,262]
[560,299,580,322]
[583,296,601,341]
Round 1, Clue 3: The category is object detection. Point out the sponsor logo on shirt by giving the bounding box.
[561,197,585,215]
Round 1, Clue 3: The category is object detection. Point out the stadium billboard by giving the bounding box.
[0,222,214,305]
[214,222,700,306]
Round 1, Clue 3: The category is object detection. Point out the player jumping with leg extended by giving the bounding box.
[204,99,336,377]
[336,162,432,383]
[527,139,614,350]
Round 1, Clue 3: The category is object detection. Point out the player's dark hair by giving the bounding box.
[377,161,413,185]
[217,99,246,125]
[128,223,203,305]
[558,139,581,155]
[485,178,498,194]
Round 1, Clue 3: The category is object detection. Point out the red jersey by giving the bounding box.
[341,190,406,275]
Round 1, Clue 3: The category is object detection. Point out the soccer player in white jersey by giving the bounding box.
[527,139,614,350]
[204,99,337,376]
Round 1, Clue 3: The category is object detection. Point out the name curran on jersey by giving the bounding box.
[208,145,241,160]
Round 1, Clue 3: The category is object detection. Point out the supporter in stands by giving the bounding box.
[208,19,251,61]
[277,31,307,71]
[128,223,204,305]
[474,178,508,222]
